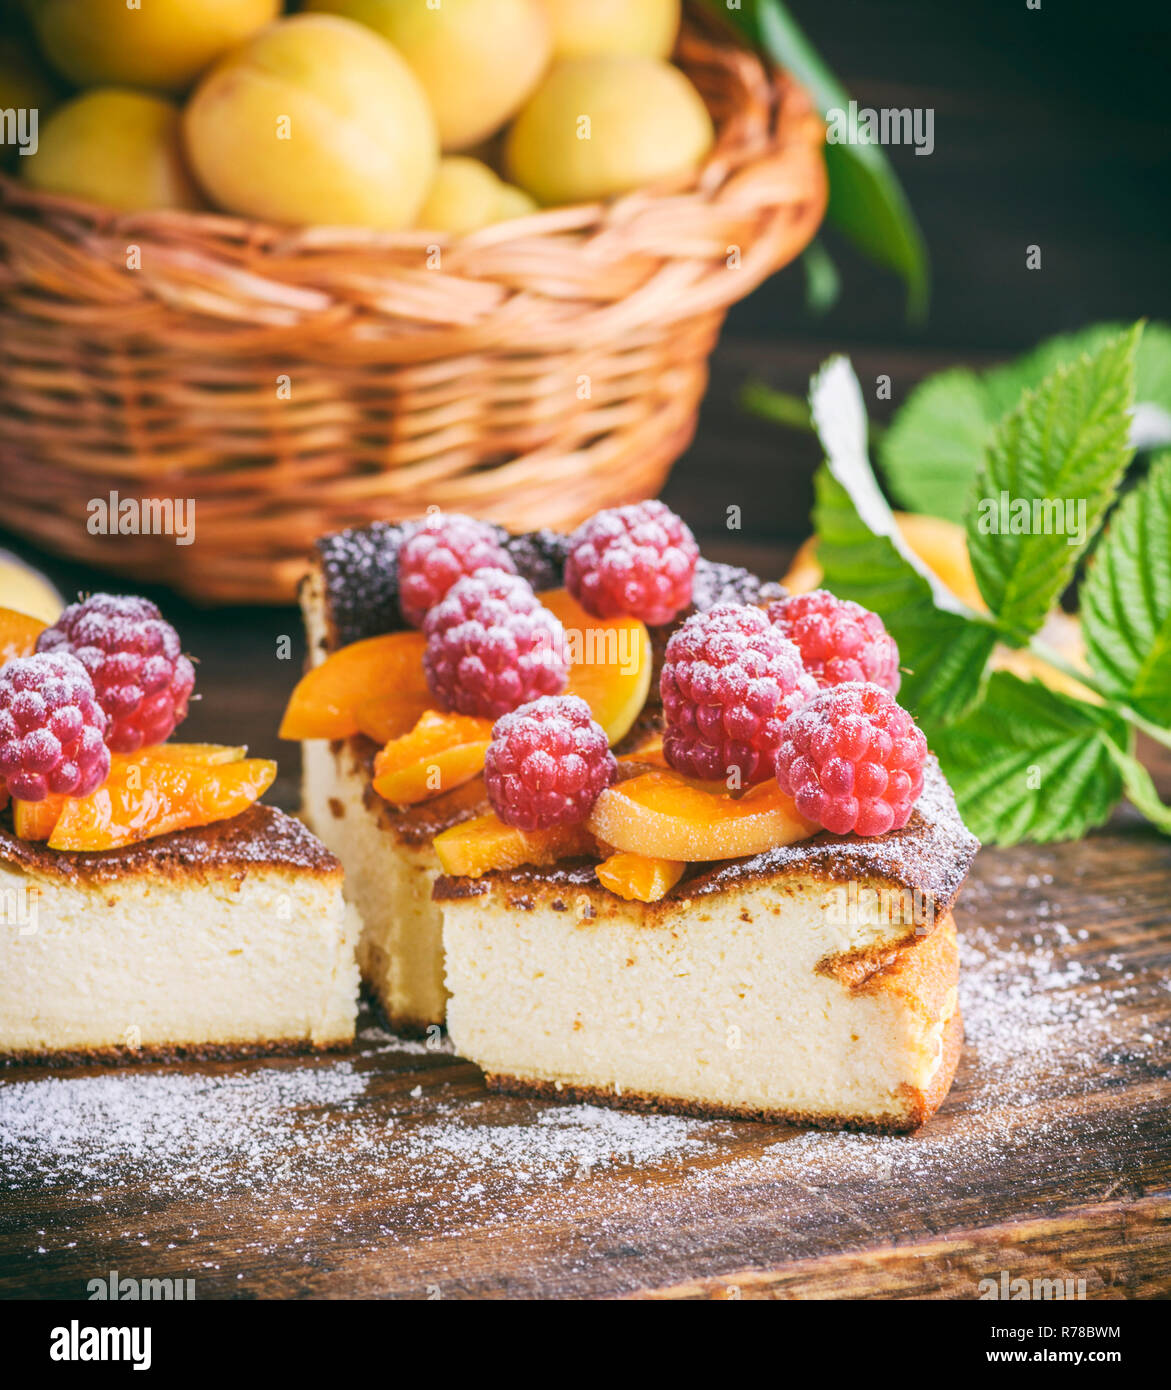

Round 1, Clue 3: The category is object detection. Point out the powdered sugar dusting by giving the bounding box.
[2,849,1167,1291]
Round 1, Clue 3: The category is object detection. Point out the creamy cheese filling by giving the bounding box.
[0,863,359,1054]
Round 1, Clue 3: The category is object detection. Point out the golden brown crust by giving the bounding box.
[818,912,958,1003]
[0,804,341,886]
[1,1034,353,1067]
[897,1006,964,1130]
[856,914,959,1022]
[482,1016,963,1134]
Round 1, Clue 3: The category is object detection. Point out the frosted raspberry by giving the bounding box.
[397,513,516,627]
[0,653,110,802]
[37,594,194,753]
[660,604,816,786]
[769,590,900,694]
[775,682,928,837]
[423,569,569,720]
[565,500,699,626]
[484,695,615,830]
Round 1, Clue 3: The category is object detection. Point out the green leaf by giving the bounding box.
[1101,740,1171,835]
[703,0,928,320]
[879,320,1171,518]
[802,239,841,315]
[1081,452,1171,726]
[879,368,991,522]
[809,357,996,726]
[931,673,1128,845]
[966,325,1140,640]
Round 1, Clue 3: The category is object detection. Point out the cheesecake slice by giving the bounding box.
[0,804,360,1060]
[437,761,976,1132]
[297,522,781,1033]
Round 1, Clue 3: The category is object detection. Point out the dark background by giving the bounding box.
[4,0,1170,800]
[666,0,1171,560]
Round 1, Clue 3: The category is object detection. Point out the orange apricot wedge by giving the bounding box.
[279,590,651,750]
[372,711,493,805]
[587,768,816,862]
[11,746,255,844]
[434,811,594,879]
[13,793,65,841]
[355,691,434,744]
[138,743,246,766]
[47,751,276,852]
[595,851,685,903]
[540,588,651,745]
[0,606,47,664]
[279,631,429,741]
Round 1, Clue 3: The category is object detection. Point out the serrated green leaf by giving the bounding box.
[966,325,1140,640]
[1081,452,1171,726]
[1101,740,1171,834]
[931,673,1128,845]
[878,320,1171,518]
[809,357,996,726]
[703,0,928,319]
[880,369,991,522]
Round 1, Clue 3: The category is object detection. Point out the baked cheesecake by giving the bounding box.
[296,522,780,1033]
[289,506,978,1131]
[0,592,360,1060]
[0,804,360,1061]
[438,759,975,1132]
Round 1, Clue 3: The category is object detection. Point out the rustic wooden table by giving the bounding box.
[2,0,1169,1302]
[1,415,1168,1297]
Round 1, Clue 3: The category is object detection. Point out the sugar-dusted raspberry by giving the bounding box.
[423,569,569,720]
[0,652,110,802]
[769,589,900,694]
[484,694,615,830]
[397,512,517,627]
[660,604,816,786]
[37,594,194,753]
[775,682,928,837]
[565,500,699,626]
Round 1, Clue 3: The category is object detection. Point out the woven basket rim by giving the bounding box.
[0,11,828,604]
[0,17,824,259]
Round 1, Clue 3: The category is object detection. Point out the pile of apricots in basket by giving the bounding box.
[3,0,715,230]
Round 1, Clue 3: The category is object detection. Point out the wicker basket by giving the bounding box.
[0,19,826,604]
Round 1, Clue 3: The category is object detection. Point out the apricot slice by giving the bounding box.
[539,589,651,745]
[141,743,246,765]
[434,812,594,878]
[355,691,434,745]
[596,851,685,903]
[13,794,65,841]
[0,606,47,665]
[372,711,493,805]
[10,745,249,842]
[587,768,816,862]
[279,631,429,741]
[47,751,276,852]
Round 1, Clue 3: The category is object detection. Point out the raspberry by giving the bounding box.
[0,653,110,802]
[660,604,816,786]
[769,590,900,694]
[484,694,615,830]
[774,682,928,837]
[565,500,699,626]
[397,513,516,627]
[37,594,195,753]
[423,569,569,720]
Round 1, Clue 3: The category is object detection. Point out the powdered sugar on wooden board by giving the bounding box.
[2,867,1167,1274]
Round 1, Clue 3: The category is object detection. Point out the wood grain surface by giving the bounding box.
[1,533,1167,1300]
[1,0,1168,1301]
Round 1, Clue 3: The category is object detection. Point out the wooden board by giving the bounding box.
[2,812,1168,1301]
